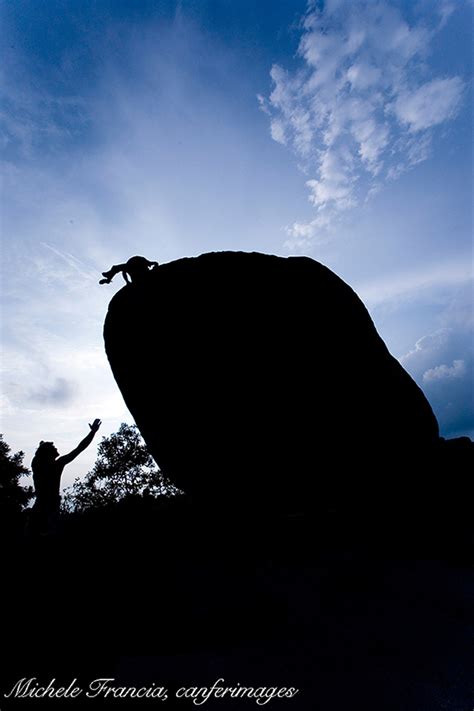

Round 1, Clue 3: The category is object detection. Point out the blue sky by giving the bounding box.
[1,0,472,487]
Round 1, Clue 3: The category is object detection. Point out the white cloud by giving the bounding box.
[400,328,451,371]
[423,359,466,382]
[437,1,456,30]
[306,143,357,209]
[262,1,466,248]
[347,62,381,91]
[392,78,464,132]
[270,118,286,144]
[399,325,473,437]
[284,210,333,249]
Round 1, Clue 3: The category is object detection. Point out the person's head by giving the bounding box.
[34,441,59,461]
[126,256,158,281]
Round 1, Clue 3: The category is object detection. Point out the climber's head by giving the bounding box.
[125,256,159,282]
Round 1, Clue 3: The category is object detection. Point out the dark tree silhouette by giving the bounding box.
[0,434,33,536]
[63,423,180,513]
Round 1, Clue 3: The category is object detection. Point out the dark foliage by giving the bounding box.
[62,423,181,513]
[0,434,33,528]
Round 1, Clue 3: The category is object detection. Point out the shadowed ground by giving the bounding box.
[3,505,473,710]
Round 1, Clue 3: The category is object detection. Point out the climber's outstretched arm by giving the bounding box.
[99,264,128,284]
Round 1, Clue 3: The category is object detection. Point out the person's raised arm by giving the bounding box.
[57,419,101,466]
[99,264,128,284]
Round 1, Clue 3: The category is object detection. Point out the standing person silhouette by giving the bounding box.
[29,419,101,536]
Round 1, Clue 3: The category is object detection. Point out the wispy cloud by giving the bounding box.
[391,77,464,132]
[40,243,98,284]
[29,376,77,406]
[356,259,472,308]
[0,62,88,161]
[260,0,466,248]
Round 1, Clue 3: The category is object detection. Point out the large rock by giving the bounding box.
[104,251,439,511]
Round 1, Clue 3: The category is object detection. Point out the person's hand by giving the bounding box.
[89,418,102,434]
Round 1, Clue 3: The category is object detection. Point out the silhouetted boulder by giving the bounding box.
[104,251,439,512]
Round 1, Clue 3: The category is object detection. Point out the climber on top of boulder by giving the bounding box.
[100,256,159,285]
